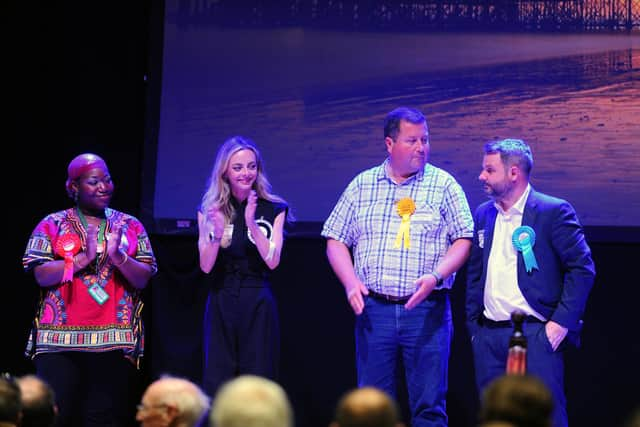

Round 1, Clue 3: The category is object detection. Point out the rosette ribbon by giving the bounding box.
[54,234,82,283]
[394,198,416,249]
[512,226,539,273]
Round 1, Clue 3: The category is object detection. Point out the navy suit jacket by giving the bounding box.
[466,187,596,346]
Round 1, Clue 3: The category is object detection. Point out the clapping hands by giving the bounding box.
[106,224,124,259]
[85,223,98,263]
[244,190,258,225]
[198,204,225,242]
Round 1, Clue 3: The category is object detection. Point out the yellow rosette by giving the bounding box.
[394,197,416,249]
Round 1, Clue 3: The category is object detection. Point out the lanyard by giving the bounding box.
[75,208,110,304]
[76,208,107,265]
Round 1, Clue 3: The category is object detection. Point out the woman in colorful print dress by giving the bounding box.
[22,153,157,427]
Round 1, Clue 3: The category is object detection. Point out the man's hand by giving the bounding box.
[545,320,568,351]
[405,273,438,310]
[345,282,369,315]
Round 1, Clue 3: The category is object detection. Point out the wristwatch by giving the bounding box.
[430,271,443,286]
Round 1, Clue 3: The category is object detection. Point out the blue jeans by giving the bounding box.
[355,291,452,427]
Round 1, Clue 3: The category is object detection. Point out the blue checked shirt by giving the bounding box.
[322,159,474,296]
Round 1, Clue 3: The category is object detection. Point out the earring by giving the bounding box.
[73,191,78,203]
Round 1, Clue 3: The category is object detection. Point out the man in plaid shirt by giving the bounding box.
[322,107,473,427]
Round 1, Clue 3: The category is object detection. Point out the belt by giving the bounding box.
[367,289,448,304]
[367,290,411,304]
[479,314,544,329]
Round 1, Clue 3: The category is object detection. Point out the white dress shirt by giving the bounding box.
[483,184,546,321]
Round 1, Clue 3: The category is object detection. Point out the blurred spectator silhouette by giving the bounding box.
[137,374,210,427]
[330,386,405,427]
[0,374,21,427]
[479,374,553,427]
[624,406,640,427]
[209,375,292,427]
[16,375,57,427]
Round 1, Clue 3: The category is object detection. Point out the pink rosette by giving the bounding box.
[54,234,82,283]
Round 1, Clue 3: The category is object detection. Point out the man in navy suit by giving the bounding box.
[466,138,596,427]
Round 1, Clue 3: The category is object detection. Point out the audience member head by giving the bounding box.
[0,374,21,426]
[137,375,210,427]
[624,406,640,427]
[330,386,404,427]
[16,375,57,427]
[479,374,553,427]
[209,375,293,427]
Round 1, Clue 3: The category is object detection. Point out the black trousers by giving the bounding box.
[471,321,567,427]
[201,284,280,397]
[35,351,138,427]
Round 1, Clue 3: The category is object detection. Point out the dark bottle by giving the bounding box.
[506,310,527,375]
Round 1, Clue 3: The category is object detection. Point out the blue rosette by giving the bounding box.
[512,226,539,273]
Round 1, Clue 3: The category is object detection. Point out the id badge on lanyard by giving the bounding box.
[88,283,109,305]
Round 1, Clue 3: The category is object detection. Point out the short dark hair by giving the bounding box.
[484,138,533,177]
[384,107,427,140]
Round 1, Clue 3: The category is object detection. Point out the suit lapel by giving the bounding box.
[522,188,538,227]
[520,188,538,279]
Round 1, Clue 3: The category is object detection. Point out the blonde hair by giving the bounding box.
[200,136,292,223]
[210,375,293,427]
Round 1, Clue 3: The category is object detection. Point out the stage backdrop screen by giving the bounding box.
[147,1,640,234]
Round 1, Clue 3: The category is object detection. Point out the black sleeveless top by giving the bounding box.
[210,197,287,293]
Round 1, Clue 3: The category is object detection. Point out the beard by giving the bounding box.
[483,180,511,201]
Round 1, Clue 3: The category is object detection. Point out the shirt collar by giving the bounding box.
[495,183,531,215]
